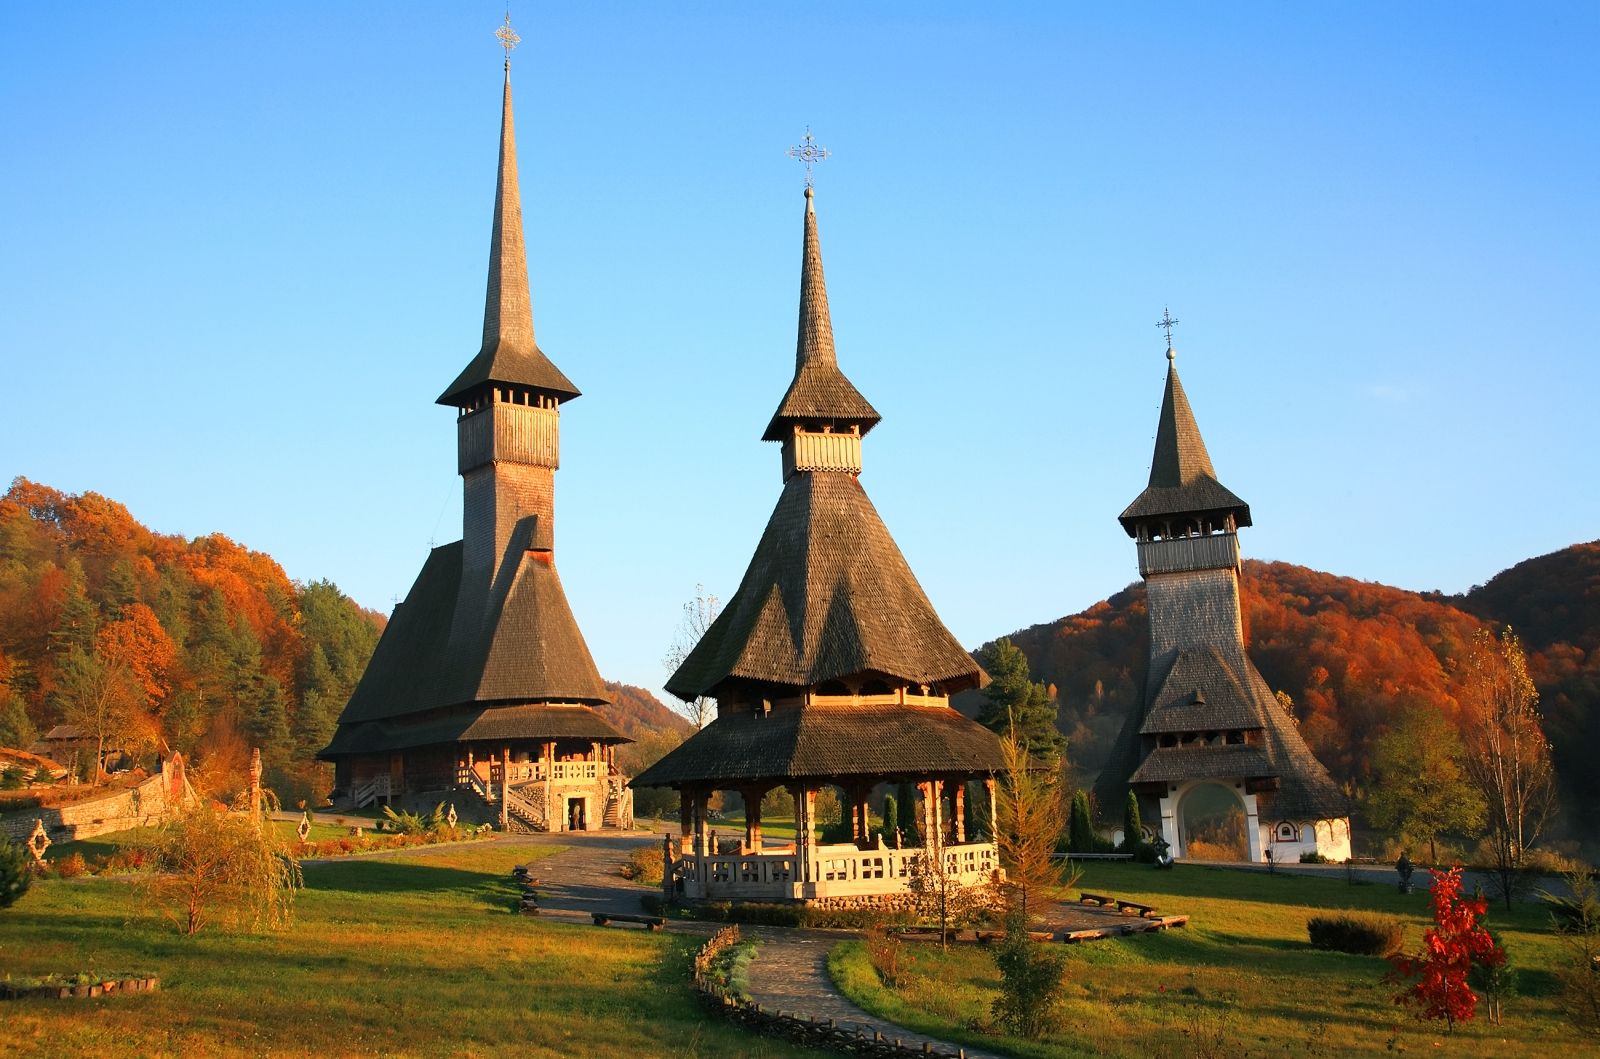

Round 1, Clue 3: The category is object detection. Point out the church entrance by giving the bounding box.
[567,797,586,832]
[1178,783,1248,860]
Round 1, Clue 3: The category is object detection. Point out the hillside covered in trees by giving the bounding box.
[0,479,388,802]
[983,545,1600,843]
[0,480,694,804]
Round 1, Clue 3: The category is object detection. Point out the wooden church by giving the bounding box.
[632,183,1007,906]
[320,48,632,833]
[1095,342,1351,862]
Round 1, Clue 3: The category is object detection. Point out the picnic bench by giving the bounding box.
[1079,891,1159,918]
[591,912,665,932]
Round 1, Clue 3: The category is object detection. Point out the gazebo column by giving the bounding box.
[952,782,967,843]
[696,790,713,856]
[918,780,945,850]
[792,782,815,884]
[678,789,693,854]
[849,785,872,843]
[742,787,765,851]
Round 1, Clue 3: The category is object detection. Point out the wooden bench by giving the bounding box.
[591,912,665,932]
[1079,891,1158,918]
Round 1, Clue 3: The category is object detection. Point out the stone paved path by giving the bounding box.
[523,833,999,1057]
[739,927,1004,1059]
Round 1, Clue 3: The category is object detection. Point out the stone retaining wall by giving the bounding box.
[0,755,192,843]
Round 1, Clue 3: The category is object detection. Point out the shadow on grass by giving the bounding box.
[303,858,504,900]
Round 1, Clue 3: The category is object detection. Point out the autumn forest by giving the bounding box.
[2,476,1596,850]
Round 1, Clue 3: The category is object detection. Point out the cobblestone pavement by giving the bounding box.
[738,927,1005,1059]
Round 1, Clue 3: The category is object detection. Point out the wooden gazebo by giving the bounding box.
[633,186,1006,906]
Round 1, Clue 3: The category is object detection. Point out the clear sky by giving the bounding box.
[3,3,1596,705]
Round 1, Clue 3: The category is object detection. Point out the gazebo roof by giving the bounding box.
[664,472,985,701]
[631,702,1005,789]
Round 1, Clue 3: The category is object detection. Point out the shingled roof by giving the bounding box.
[438,66,580,407]
[762,188,880,441]
[1119,355,1250,535]
[632,703,1004,789]
[322,704,624,759]
[1139,648,1266,734]
[664,471,985,701]
[334,541,609,734]
[1095,631,1349,819]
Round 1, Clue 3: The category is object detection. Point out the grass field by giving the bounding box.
[1,840,812,1058]
[830,861,1590,1058]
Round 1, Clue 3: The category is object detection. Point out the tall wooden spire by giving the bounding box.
[763,188,881,441]
[438,62,579,407]
[482,63,535,356]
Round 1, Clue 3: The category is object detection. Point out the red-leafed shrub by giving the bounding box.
[1387,865,1506,1031]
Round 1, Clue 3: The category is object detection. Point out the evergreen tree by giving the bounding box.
[883,793,899,843]
[1068,789,1094,854]
[248,676,292,767]
[896,782,921,844]
[976,638,1064,761]
[0,691,36,751]
[51,556,99,655]
[1121,789,1144,852]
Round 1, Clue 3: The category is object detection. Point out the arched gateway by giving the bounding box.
[633,185,1006,908]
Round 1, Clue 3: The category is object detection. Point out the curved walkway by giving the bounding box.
[525,831,1000,1058]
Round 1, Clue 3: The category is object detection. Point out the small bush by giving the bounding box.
[619,846,664,886]
[1301,851,1330,864]
[97,847,151,874]
[0,767,26,790]
[992,915,1068,1039]
[54,852,90,878]
[33,765,53,784]
[1308,912,1405,956]
[1,839,32,909]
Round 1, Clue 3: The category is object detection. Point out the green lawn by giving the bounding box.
[44,820,370,863]
[831,862,1589,1058]
[2,841,812,1058]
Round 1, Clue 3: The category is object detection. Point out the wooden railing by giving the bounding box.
[678,841,1000,900]
[486,760,606,786]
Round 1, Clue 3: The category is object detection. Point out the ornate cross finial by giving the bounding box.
[786,127,830,189]
[496,11,521,62]
[1156,306,1179,357]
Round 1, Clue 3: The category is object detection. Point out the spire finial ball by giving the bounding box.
[1167,347,1176,362]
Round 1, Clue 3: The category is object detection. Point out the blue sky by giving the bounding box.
[3,3,1596,703]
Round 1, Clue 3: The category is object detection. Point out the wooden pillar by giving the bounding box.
[679,789,693,854]
[918,781,937,849]
[985,777,997,841]
[953,782,967,844]
[544,740,555,831]
[695,791,712,856]
[743,788,764,850]
[792,782,813,884]
[500,747,510,831]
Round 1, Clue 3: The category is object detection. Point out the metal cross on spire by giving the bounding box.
[786,127,830,189]
[1156,306,1180,355]
[495,10,521,62]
